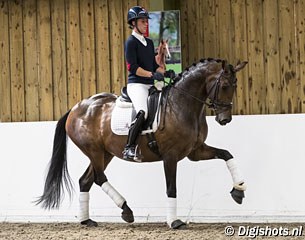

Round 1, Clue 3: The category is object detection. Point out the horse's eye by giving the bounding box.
[221,80,230,90]
[222,84,229,90]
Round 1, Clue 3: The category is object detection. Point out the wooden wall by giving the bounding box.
[0,0,148,122]
[180,0,305,115]
[1,0,305,122]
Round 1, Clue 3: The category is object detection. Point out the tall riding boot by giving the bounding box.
[123,110,145,161]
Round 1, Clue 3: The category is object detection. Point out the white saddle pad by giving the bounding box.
[111,96,161,135]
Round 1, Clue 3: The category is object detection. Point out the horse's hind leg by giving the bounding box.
[187,143,246,204]
[79,164,97,227]
[79,151,134,227]
[78,151,113,227]
[97,174,134,224]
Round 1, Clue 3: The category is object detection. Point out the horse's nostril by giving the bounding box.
[220,120,227,125]
[219,118,231,125]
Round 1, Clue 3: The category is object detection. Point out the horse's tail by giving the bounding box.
[35,110,73,209]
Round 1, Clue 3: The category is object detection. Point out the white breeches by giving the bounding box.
[127,83,152,119]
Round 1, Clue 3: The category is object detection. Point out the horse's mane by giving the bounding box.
[172,58,224,84]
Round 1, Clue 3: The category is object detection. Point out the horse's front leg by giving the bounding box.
[163,158,186,229]
[187,143,246,204]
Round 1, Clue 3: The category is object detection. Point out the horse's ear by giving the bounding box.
[161,39,164,44]
[222,60,227,70]
[234,61,248,72]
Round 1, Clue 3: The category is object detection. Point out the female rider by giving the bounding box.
[123,6,165,161]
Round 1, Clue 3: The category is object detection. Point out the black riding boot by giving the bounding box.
[123,110,145,161]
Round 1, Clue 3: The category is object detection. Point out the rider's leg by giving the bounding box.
[123,110,145,161]
[123,83,151,161]
[126,83,150,119]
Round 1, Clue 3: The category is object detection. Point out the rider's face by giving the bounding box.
[133,18,148,34]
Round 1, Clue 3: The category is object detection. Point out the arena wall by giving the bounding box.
[1,0,305,122]
[1,114,305,223]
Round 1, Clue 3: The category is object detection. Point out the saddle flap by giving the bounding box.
[111,89,162,136]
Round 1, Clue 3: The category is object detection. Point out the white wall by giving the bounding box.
[1,114,305,223]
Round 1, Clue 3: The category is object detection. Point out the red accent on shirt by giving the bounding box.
[126,62,131,71]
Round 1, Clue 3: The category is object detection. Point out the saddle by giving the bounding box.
[111,86,162,156]
[120,86,160,130]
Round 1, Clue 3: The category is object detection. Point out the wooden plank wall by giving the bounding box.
[1,0,305,122]
[0,0,148,122]
[180,0,305,115]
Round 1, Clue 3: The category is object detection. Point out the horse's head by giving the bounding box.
[207,60,248,125]
[157,39,171,60]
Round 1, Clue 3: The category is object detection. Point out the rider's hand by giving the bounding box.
[164,69,176,79]
[151,72,164,81]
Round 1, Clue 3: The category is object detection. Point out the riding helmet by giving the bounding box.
[127,6,150,25]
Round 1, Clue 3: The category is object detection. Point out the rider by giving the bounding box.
[123,6,166,161]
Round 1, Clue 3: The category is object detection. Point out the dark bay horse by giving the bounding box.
[36,58,248,229]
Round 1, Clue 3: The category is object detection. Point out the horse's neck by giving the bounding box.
[167,67,208,122]
[156,41,168,70]
[176,67,208,101]
[156,52,165,69]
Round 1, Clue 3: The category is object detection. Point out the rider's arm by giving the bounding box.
[125,37,141,75]
[125,37,164,78]
[135,67,153,78]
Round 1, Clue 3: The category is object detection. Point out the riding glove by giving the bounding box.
[164,69,176,79]
[151,72,164,81]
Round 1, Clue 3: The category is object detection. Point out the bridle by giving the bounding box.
[172,69,236,111]
[206,70,236,110]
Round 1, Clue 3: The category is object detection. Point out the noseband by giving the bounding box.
[173,69,235,111]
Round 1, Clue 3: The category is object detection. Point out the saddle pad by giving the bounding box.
[111,97,161,136]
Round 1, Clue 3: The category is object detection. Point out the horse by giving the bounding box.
[155,39,171,70]
[36,58,248,229]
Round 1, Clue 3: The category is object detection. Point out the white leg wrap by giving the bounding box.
[79,192,89,222]
[101,181,126,208]
[226,159,246,191]
[166,197,177,227]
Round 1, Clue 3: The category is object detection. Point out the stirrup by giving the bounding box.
[123,145,143,162]
[133,145,143,162]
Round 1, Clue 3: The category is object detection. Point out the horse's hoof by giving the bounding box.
[122,211,134,223]
[171,219,187,229]
[121,202,134,223]
[230,188,245,204]
[81,219,98,227]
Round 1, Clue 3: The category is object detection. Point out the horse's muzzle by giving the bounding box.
[215,112,232,126]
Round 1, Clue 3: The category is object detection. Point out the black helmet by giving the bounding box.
[127,6,150,25]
